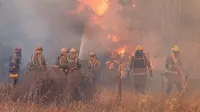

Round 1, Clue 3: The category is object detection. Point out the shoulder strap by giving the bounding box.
[59,56,64,66]
[31,54,35,65]
[38,55,43,67]
[75,57,79,66]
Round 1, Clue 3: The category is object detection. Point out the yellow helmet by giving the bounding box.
[89,52,95,56]
[36,47,43,51]
[136,45,143,51]
[61,48,67,53]
[70,48,76,53]
[172,45,179,52]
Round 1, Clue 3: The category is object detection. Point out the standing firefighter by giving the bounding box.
[27,47,46,72]
[88,52,100,87]
[9,48,21,86]
[67,48,81,100]
[67,48,80,70]
[129,45,153,94]
[55,48,69,73]
[165,45,185,94]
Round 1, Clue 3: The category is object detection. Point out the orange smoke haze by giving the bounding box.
[71,0,153,70]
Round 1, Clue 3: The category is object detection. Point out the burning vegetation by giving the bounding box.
[1,0,200,111]
[71,0,137,73]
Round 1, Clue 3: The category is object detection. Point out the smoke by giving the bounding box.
[0,0,84,63]
[77,0,200,77]
[1,0,200,78]
[0,0,86,80]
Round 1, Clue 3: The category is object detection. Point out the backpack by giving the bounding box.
[133,56,146,68]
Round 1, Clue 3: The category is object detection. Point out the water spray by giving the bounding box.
[79,35,89,60]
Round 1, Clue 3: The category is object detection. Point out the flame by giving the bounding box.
[68,0,137,72]
[115,46,125,58]
[106,60,114,70]
[78,0,108,16]
[108,35,119,42]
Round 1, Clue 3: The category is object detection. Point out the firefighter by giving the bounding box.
[9,48,21,86]
[165,45,185,94]
[56,48,67,67]
[58,48,69,73]
[27,47,46,72]
[67,48,80,70]
[129,45,153,94]
[67,48,82,101]
[88,52,100,87]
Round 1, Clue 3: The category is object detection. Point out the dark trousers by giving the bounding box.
[92,70,98,85]
[132,75,147,94]
[67,70,81,101]
[12,78,18,86]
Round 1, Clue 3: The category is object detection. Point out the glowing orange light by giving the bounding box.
[78,0,108,16]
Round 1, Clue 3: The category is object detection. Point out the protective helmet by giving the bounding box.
[89,52,95,56]
[14,47,21,52]
[70,48,76,53]
[172,45,179,52]
[61,48,67,53]
[136,45,143,51]
[36,47,43,51]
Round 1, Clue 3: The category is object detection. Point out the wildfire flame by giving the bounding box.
[115,46,125,57]
[108,35,119,42]
[71,0,137,73]
[78,0,108,16]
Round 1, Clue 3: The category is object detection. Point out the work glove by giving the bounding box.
[65,69,69,73]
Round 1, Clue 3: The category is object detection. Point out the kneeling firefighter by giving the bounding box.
[165,45,185,94]
[129,45,153,94]
[9,48,21,86]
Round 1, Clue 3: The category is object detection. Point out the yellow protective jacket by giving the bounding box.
[59,55,68,70]
[165,53,183,73]
[88,57,100,71]
[28,54,46,71]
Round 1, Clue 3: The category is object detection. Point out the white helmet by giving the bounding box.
[61,48,67,53]
[89,52,95,56]
[70,48,76,53]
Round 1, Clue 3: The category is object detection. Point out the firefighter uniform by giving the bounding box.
[9,48,21,86]
[164,45,184,94]
[88,52,100,86]
[56,48,69,73]
[67,48,80,70]
[28,47,46,72]
[67,48,81,100]
[129,45,152,94]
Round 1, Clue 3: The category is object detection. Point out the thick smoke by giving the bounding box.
[0,0,84,79]
[1,0,200,80]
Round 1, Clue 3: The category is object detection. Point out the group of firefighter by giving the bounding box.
[8,47,100,86]
[127,45,184,94]
[8,44,184,95]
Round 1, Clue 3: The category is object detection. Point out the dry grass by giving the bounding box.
[0,89,200,112]
[1,71,200,112]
